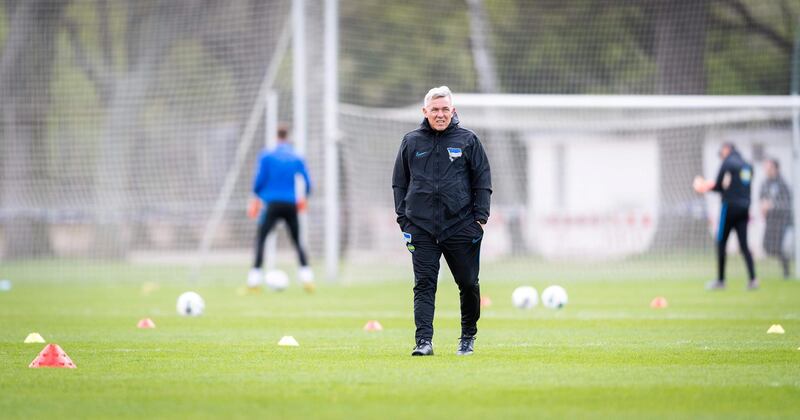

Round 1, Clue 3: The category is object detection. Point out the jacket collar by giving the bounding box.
[722,149,741,164]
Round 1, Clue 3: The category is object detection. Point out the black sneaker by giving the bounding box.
[747,278,760,290]
[456,336,475,356]
[705,280,725,290]
[411,339,433,356]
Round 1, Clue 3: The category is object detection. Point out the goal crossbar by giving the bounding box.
[453,94,800,109]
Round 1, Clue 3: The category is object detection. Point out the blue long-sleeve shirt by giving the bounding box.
[252,143,311,204]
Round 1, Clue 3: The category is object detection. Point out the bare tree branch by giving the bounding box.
[97,0,113,71]
[3,0,21,17]
[0,2,46,95]
[64,18,110,104]
[715,0,792,54]
[778,0,795,41]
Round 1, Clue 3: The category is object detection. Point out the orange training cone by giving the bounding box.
[650,297,668,309]
[363,320,383,332]
[137,318,156,329]
[29,344,76,368]
[480,295,493,308]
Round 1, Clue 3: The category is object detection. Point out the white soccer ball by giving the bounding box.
[512,286,538,309]
[541,285,568,309]
[265,270,289,291]
[176,291,205,316]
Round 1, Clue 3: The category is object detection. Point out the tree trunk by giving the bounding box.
[0,0,69,259]
[650,0,711,251]
[92,1,198,257]
[466,0,527,253]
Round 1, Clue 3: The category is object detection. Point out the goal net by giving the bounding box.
[337,95,796,282]
[1,0,797,285]
[0,1,305,283]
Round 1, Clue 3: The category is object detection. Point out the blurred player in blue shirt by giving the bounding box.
[248,124,314,292]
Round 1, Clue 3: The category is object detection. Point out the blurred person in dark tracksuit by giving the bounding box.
[759,158,792,279]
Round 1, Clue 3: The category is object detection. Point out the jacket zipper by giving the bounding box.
[433,132,440,242]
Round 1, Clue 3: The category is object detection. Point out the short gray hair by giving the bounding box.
[423,86,453,108]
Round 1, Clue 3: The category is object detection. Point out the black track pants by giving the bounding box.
[405,221,483,342]
[716,203,756,281]
[253,202,308,268]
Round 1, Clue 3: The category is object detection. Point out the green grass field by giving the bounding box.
[1,258,799,419]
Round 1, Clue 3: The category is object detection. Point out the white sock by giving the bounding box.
[247,268,263,287]
[298,266,314,284]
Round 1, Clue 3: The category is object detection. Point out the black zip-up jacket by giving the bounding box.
[713,150,752,209]
[392,114,492,241]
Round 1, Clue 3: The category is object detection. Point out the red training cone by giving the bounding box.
[650,297,668,309]
[29,344,76,368]
[363,320,383,332]
[137,318,156,329]
[480,295,493,308]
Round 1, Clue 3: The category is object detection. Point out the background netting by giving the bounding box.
[339,96,793,281]
[0,0,797,282]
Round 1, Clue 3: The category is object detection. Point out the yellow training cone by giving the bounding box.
[278,336,299,346]
[141,281,160,296]
[24,333,46,343]
[767,324,785,334]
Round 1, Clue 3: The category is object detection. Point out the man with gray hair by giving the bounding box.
[392,86,492,356]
